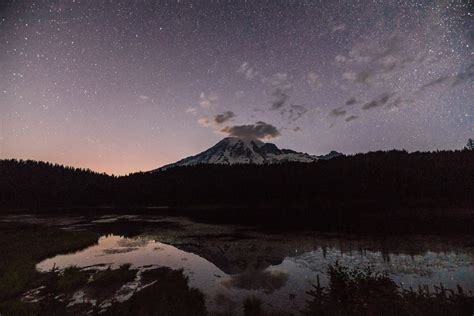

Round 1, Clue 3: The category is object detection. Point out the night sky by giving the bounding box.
[1,0,472,175]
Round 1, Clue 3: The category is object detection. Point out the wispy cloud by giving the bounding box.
[199,92,219,109]
[332,24,346,32]
[185,107,197,114]
[345,97,357,106]
[197,117,211,127]
[362,92,395,110]
[417,63,474,93]
[345,115,359,122]
[264,73,293,110]
[198,111,236,128]
[214,111,235,124]
[329,107,347,117]
[307,72,323,89]
[237,62,258,80]
[281,104,308,122]
[271,88,289,110]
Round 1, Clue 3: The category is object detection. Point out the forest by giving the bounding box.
[1,149,473,232]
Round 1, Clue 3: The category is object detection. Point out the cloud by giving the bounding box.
[337,34,416,88]
[263,72,293,110]
[214,111,235,124]
[345,97,357,106]
[234,90,245,98]
[417,64,474,93]
[198,111,236,128]
[418,75,450,91]
[452,63,474,86]
[387,97,402,108]
[198,117,211,127]
[237,62,258,80]
[220,121,281,140]
[271,88,289,110]
[329,107,347,117]
[342,70,372,84]
[345,115,359,122]
[285,104,308,122]
[362,92,395,110]
[334,9,471,120]
[237,67,295,111]
[293,126,301,132]
[342,71,357,81]
[370,34,406,65]
[265,72,292,89]
[199,92,218,109]
[138,95,150,100]
[237,68,294,111]
[332,24,346,32]
[335,54,347,63]
[185,107,197,114]
[307,72,323,89]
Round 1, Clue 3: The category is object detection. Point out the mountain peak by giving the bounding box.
[155,137,318,171]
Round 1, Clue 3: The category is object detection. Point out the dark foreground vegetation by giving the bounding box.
[0,221,99,315]
[1,149,473,232]
[301,263,474,316]
[0,221,206,316]
[230,265,474,316]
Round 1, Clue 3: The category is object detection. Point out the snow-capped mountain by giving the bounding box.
[155,137,320,171]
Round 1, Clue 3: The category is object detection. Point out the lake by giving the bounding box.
[2,213,473,315]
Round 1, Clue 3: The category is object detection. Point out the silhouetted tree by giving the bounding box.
[466,138,474,151]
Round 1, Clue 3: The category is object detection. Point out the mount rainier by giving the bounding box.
[155,137,341,171]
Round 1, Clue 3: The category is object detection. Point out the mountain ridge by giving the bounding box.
[154,137,329,171]
[151,137,342,172]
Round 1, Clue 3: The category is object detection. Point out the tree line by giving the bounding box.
[1,150,473,226]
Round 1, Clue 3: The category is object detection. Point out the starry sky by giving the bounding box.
[1,0,472,175]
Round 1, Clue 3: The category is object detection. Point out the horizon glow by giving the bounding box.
[1,1,472,175]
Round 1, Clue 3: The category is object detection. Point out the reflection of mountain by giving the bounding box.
[148,219,474,276]
[223,269,289,293]
[173,238,304,274]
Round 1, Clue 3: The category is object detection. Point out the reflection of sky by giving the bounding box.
[36,234,474,315]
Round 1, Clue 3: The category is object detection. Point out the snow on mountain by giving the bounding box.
[155,137,319,171]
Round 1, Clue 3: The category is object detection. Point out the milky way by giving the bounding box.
[0,0,472,174]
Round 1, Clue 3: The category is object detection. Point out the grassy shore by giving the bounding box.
[0,221,99,315]
[0,221,207,316]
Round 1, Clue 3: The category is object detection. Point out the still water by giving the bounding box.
[5,214,474,314]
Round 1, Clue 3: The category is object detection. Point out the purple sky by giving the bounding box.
[1,0,472,174]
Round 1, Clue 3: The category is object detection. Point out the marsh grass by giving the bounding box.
[56,266,90,292]
[102,267,206,316]
[303,263,474,316]
[0,221,98,315]
[86,264,136,300]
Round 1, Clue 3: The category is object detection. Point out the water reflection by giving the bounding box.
[36,231,474,314]
[3,214,472,314]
